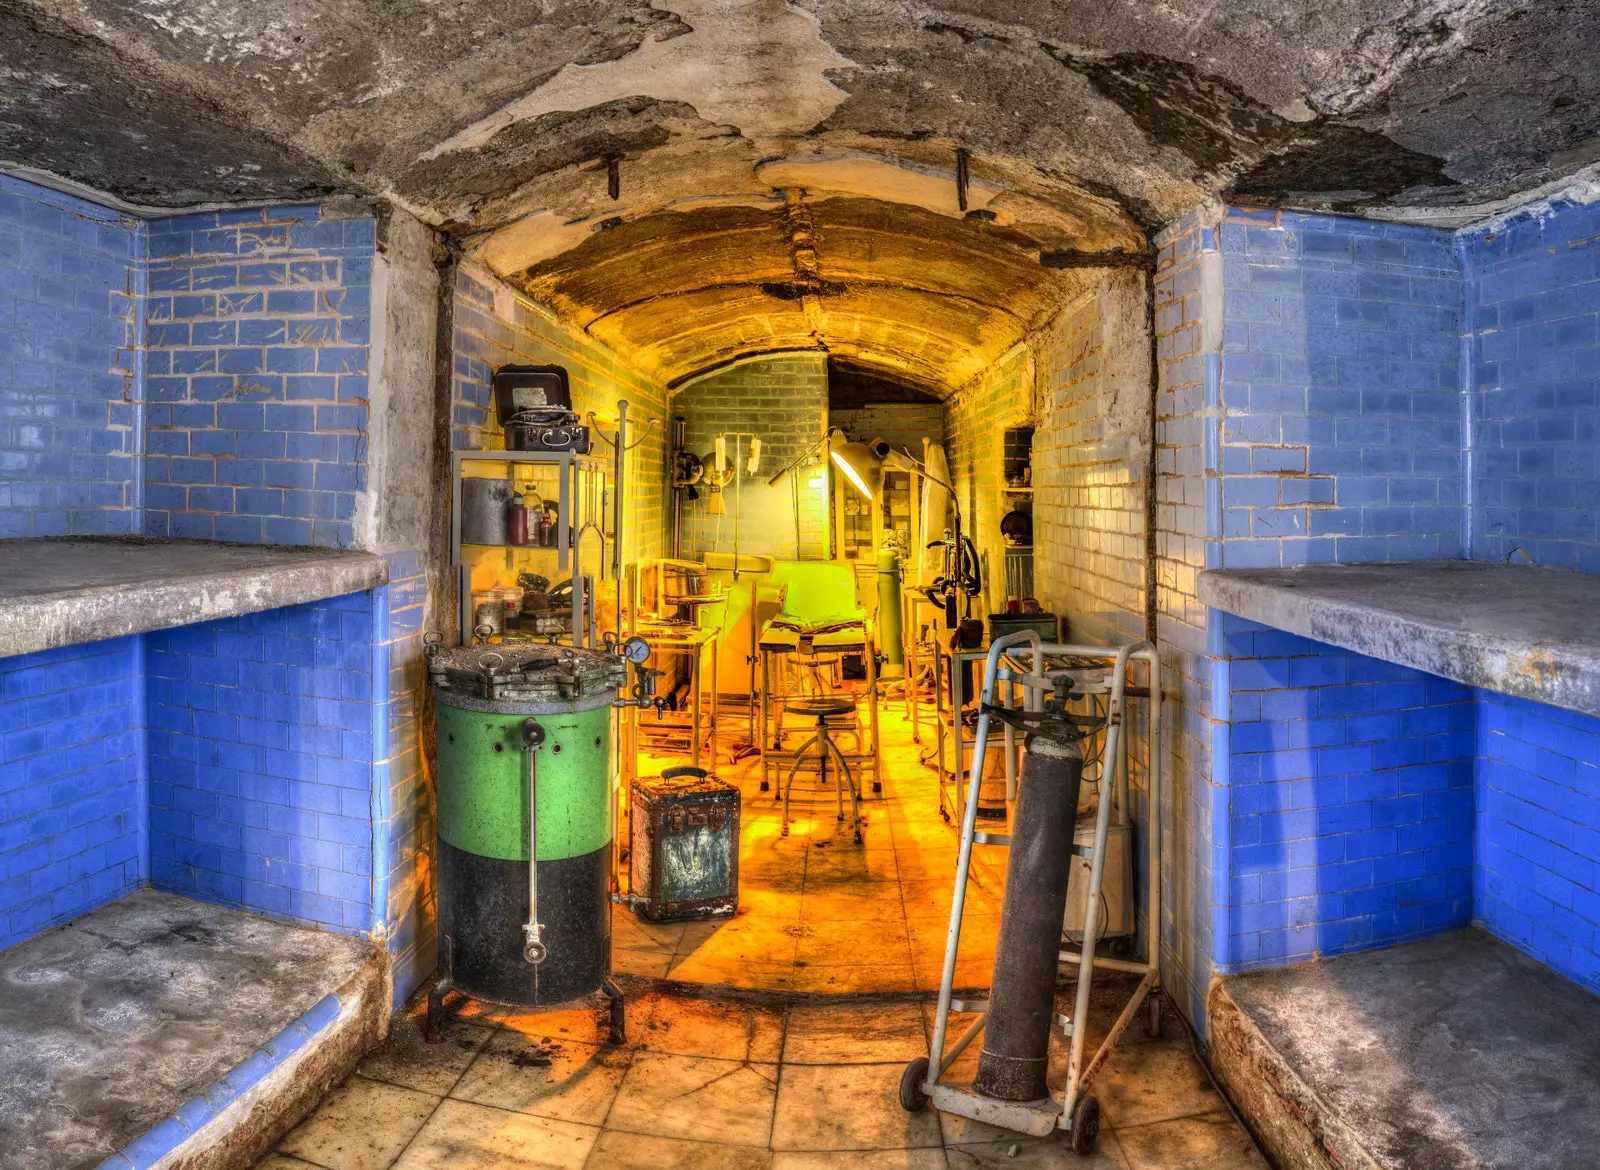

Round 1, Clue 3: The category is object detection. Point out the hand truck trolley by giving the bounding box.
[899,633,1163,1154]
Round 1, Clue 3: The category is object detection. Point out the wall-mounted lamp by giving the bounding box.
[830,440,879,501]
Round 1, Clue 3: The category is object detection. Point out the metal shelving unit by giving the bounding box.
[449,449,608,647]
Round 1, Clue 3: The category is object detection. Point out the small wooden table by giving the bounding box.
[637,623,719,767]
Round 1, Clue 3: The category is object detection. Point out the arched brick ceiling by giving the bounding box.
[506,198,1122,390]
[6,0,1600,388]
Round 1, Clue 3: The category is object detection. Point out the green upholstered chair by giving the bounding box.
[768,560,867,633]
[765,560,867,696]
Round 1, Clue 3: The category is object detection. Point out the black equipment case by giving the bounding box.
[629,767,740,922]
[492,364,590,453]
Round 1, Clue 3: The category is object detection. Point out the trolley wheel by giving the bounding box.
[760,780,769,792]
[1067,1093,1101,1155]
[899,1058,930,1113]
[872,781,882,794]
[1145,991,1162,1039]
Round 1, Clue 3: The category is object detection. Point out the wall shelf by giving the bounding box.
[450,449,608,646]
[1198,561,1600,718]
[0,537,387,659]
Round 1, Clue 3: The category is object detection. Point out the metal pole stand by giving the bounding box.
[899,633,1164,1156]
[601,977,627,1046]
[425,934,455,1044]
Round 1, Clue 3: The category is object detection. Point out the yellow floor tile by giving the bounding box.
[782,1002,928,1065]
[277,1075,438,1170]
[391,1098,597,1169]
[586,1129,774,1169]
[607,1052,779,1147]
[634,990,785,1062]
[356,1005,496,1097]
[770,1063,943,1152]
[1114,1111,1269,1169]
[449,1030,630,1126]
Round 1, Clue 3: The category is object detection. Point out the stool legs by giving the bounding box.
[780,716,864,844]
[781,731,821,835]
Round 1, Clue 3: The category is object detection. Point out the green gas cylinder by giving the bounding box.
[877,547,904,672]
[430,643,626,1006]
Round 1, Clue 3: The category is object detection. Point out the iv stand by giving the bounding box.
[715,431,764,760]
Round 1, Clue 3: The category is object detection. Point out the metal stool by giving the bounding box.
[780,695,863,844]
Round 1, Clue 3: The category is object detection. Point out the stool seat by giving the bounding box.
[787,696,857,718]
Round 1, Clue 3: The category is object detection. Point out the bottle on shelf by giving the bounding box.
[507,492,529,546]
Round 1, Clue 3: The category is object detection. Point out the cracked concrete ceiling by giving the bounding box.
[6,0,1599,389]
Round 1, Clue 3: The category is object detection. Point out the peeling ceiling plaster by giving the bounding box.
[422,0,854,159]
[6,0,1600,389]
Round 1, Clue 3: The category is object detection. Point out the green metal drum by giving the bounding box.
[430,643,627,1006]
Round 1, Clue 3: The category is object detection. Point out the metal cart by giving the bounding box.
[899,632,1163,1155]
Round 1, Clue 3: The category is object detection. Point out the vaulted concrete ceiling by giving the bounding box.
[7,0,1599,390]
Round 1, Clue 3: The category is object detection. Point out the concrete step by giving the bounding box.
[1209,927,1600,1170]
[0,888,386,1170]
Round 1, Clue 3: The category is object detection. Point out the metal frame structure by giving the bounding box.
[449,449,608,647]
[756,623,882,797]
[632,624,720,767]
[903,631,1163,1152]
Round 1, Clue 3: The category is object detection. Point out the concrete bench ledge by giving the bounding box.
[0,889,385,1170]
[1198,561,1600,718]
[1209,929,1600,1170]
[0,536,388,659]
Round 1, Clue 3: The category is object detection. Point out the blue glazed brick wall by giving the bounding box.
[374,553,435,1005]
[1218,207,1462,569]
[0,175,139,538]
[1460,199,1600,572]
[142,206,374,548]
[145,592,375,933]
[0,638,144,949]
[1221,616,1474,969]
[1477,692,1600,991]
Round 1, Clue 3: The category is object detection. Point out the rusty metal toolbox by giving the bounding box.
[629,766,740,922]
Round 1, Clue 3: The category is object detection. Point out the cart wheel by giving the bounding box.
[1067,1093,1100,1155]
[1145,991,1162,1039]
[760,780,769,792]
[899,1058,930,1112]
[872,781,882,794]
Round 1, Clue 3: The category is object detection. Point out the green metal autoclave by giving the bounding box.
[423,635,659,1044]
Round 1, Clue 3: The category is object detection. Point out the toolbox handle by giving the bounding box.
[661,766,708,780]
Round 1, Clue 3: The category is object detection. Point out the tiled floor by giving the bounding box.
[614,703,1010,993]
[261,695,1265,1168]
[263,983,1264,1169]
